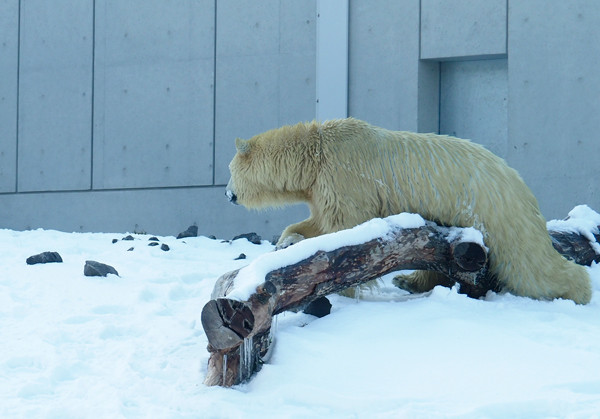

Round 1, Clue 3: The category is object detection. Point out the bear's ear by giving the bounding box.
[235,137,251,155]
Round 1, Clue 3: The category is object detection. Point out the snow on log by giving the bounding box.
[202,215,491,387]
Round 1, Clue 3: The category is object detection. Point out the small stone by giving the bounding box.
[177,225,198,239]
[149,237,159,242]
[160,244,170,251]
[84,260,119,277]
[148,242,159,247]
[122,235,134,241]
[127,247,134,251]
[26,251,63,265]
[208,235,217,240]
[234,253,246,260]
[112,239,118,244]
[232,232,262,245]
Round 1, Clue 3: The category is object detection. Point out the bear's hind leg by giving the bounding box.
[392,270,455,294]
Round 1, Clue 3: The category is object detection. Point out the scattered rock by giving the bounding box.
[208,235,217,240]
[84,260,119,277]
[232,232,262,245]
[127,247,134,252]
[303,296,332,318]
[177,225,198,239]
[234,253,246,260]
[26,251,63,265]
[149,237,159,242]
[148,242,159,247]
[122,235,134,241]
[112,239,118,244]
[161,244,170,251]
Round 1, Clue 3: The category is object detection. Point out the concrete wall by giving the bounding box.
[1,0,313,239]
[1,0,598,238]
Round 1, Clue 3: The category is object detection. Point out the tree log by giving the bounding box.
[549,228,600,266]
[202,222,490,386]
[202,217,600,387]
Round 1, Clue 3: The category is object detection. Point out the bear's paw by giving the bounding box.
[275,233,305,250]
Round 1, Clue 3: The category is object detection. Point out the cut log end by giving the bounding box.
[452,241,487,272]
[201,298,254,351]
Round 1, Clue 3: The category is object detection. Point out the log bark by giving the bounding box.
[202,223,490,386]
[549,228,600,266]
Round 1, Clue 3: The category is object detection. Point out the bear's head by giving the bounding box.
[226,123,320,209]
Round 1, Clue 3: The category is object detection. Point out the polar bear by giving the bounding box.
[226,118,591,304]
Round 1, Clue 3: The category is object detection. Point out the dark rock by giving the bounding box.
[149,236,159,242]
[122,235,134,241]
[84,260,119,277]
[208,235,217,240]
[271,235,280,246]
[127,247,134,252]
[303,296,332,318]
[161,244,170,251]
[112,239,118,244]
[234,253,246,260]
[26,251,63,265]
[232,232,262,245]
[177,225,198,239]
[148,242,159,247]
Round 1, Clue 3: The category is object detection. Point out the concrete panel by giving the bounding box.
[214,0,316,185]
[216,0,280,57]
[214,54,280,185]
[0,187,310,240]
[508,1,600,219]
[93,0,214,189]
[17,0,93,192]
[0,0,18,192]
[279,55,317,125]
[279,0,317,124]
[316,0,348,120]
[281,0,317,54]
[440,59,508,157]
[421,0,507,60]
[348,0,438,132]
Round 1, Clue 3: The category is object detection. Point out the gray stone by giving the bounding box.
[84,260,119,277]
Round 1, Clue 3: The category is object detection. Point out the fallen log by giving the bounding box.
[202,216,490,386]
[202,211,600,387]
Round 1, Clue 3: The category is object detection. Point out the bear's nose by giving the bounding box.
[226,190,238,204]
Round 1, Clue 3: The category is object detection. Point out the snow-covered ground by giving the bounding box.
[1,210,600,418]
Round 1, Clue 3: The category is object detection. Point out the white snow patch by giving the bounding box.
[1,207,600,417]
[446,226,486,249]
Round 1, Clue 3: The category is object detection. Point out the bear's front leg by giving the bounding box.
[392,270,455,294]
[276,218,323,250]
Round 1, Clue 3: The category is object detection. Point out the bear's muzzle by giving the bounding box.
[226,189,238,205]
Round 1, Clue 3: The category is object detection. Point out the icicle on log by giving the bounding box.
[202,221,490,386]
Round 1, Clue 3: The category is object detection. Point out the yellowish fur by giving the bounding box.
[227,118,591,304]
